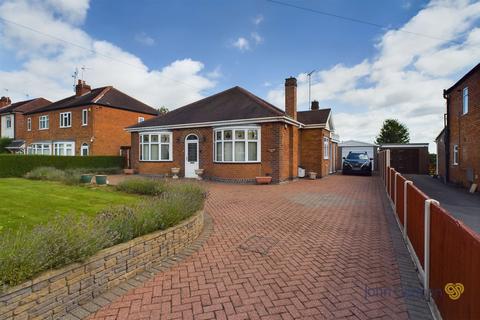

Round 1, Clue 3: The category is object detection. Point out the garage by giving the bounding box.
[338,140,377,170]
[379,143,429,174]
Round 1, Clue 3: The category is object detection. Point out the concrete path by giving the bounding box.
[88,176,431,320]
[405,175,480,234]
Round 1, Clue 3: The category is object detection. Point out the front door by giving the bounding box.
[185,134,199,178]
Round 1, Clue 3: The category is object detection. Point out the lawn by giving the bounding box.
[0,178,139,231]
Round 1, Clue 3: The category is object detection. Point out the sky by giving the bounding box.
[0,0,479,151]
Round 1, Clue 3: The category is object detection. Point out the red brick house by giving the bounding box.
[127,77,339,183]
[0,97,51,153]
[437,62,480,188]
[22,80,158,156]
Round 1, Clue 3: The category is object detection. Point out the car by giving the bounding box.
[342,151,373,176]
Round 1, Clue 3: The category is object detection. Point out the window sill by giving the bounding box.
[213,161,261,164]
[140,160,173,162]
[39,128,49,131]
[60,126,72,129]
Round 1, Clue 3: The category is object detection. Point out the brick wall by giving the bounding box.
[14,113,26,140]
[23,106,155,156]
[131,123,299,183]
[0,210,204,320]
[299,128,331,177]
[446,67,480,187]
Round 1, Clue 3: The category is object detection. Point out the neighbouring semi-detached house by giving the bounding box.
[127,77,340,183]
[22,80,158,156]
[0,96,51,153]
[437,62,480,188]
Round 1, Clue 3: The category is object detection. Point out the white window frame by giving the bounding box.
[5,115,12,129]
[462,87,469,115]
[60,112,72,128]
[213,126,261,163]
[81,143,89,156]
[82,109,88,126]
[27,117,32,131]
[453,144,459,165]
[53,141,75,156]
[138,117,145,123]
[139,132,173,162]
[39,115,49,130]
[27,143,51,155]
[323,137,330,160]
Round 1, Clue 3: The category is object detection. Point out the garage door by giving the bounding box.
[390,149,419,174]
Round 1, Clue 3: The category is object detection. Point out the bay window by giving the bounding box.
[27,143,51,155]
[140,132,172,161]
[54,141,75,156]
[214,127,260,162]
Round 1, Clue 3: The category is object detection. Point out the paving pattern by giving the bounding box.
[89,175,431,319]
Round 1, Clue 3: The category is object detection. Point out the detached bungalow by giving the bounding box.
[127,77,339,183]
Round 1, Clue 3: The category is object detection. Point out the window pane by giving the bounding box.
[151,134,159,143]
[224,142,233,161]
[161,134,170,143]
[216,142,222,161]
[224,130,232,140]
[187,143,197,162]
[151,144,159,160]
[235,130,245,140]
[248,129,258,140]
[161,144,169,160]
[248,142,257,161]
[216,131,222,140]
[142,135,149,143]
[235,142,245,161]
[142,144,149,160]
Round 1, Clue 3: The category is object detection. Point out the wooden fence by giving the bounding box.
[378,150,480,320]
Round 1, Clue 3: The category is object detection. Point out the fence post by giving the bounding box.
[394,172,400,205]
[385,149,390,184]
[403,180,413,239]
[424,198,440,300]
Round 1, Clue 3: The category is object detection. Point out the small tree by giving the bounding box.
[157,106,169,115]
[375,119,410,144]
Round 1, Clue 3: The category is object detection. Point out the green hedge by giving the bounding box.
[0,155,124,177]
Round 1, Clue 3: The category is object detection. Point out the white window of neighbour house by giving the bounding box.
[82,109,88,126]
[27,117,31,131]
[138,117,145,123]
[453,144,459,165]
[139,132,172,161]
[60,112,72,128]
[5,115,12,128]
[27,143,51,155]
[53,141,75,156]
[463,87,469,115]
[39,115,49,130]
[214,127,260,162]
[323,137,330,159]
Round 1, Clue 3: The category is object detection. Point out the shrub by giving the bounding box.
[0,154,123,178]
[25,167,123,185]
[24,167,66,181]
[0,181,206,289]
[114,178,168,196]
[0,138,12,154]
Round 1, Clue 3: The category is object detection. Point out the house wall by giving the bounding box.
[131,122,298,183]
[446,68,480,187]
[23,106,155,156]
[299,128,331,177]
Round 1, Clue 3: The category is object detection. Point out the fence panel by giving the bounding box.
[406,183,429,268]
[386,166,391,194]
[395,175,406,225]
[429,203,480,320]
[389,169,396,202]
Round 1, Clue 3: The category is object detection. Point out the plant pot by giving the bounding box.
[123,168,134,175]
[256,176,272,184]
[95,175,108,185]
[80,174,93,184]
[171,167,180,179]
[308,172,317,180]
[195,169,204,180]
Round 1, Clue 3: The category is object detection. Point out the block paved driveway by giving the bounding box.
[90,175,429,320]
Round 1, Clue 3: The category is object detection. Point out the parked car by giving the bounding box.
[342,151,372,176]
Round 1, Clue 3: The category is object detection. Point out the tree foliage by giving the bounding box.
[375,119,410,144]
[157,106,169,115]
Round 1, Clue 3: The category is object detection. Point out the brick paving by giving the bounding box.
[88,175,431,320]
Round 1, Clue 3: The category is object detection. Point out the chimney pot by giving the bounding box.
[75,80,91,96]
[311,100,319,110]
[285,77,297,120]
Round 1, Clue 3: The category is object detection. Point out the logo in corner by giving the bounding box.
[444,283,464,300]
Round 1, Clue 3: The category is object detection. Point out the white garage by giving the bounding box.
[339,140,378,169]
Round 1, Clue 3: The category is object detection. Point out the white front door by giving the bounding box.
[185,134,199,178]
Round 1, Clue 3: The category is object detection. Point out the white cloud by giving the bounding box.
[253,14,264,25]
[267,0,480,150]
[0,0,215,109]
[232,37,250,52]
[134,32,155,46]
[251,32,263,44]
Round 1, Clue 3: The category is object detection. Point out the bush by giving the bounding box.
[0,138,12,154]
[0,181,206,289]
[25,167,123,185]
[25,167,66,181]
[0,155,123,178]
[114,178,168,196]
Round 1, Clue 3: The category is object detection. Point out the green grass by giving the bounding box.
[0,178,139,231]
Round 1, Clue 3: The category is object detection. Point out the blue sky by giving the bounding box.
[1,0,479,148]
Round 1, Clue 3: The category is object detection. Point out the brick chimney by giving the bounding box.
[0,96,11,108]
[75,80,91,96]
[311,100,319,110]
[285,77,297,120]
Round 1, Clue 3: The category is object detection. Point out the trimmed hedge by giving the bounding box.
[0,155,124,177]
